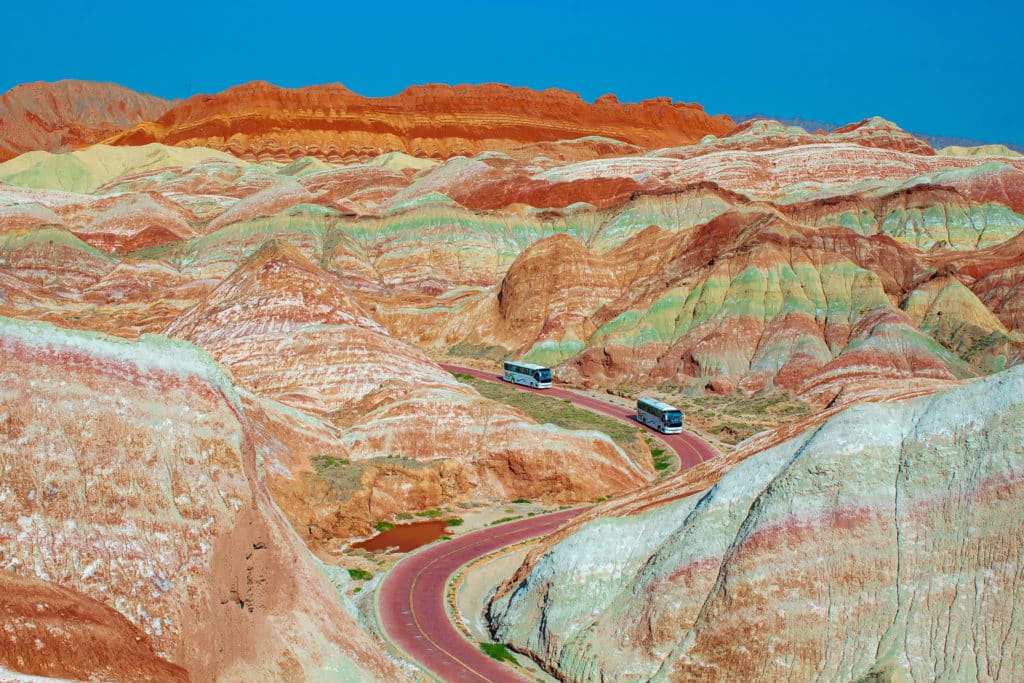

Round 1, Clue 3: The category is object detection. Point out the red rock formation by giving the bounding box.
[498,233,621,338]
[0,570,188,682]
[0,80,172,161]
[0,318,405,681]
[102,81,734,162]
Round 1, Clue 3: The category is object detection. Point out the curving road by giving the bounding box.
[440,364,719,469]
[376,365,718,682]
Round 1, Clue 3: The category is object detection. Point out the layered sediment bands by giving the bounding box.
[163,241,648,543]
[60,192,197,253]
[0,570,188,681]
[543,211,976,399]
[102,81,734,162]
[489,367,1024,682]
[498,234,620,340]
[671,117,936,157]
[971,262,1024,334]
[901,275,1024,371]
[1,104,1022,406]
[0,226,115,292]
[0,317,405,681]
[783,183,1024,250]
[0,143,244,194]
[0,80,172,162]
[165,240,443,415]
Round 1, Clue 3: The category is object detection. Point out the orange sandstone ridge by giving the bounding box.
[101,80,735,162]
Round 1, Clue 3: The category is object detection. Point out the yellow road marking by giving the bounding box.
[405,521,558,681]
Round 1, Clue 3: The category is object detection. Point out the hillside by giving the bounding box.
[489,366,1024,681]
[0,80,172,161]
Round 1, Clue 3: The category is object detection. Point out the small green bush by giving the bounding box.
[490,516,521,526]
[347,568,373,581]
[415,508,443,518]
[395,512,413,520]
[445,517,464,527]
[511,498,531,504]
[374,520,395,533]
[479,642,518,665]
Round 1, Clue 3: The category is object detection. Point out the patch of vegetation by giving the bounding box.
[511,498,531,504]
[454,374,639,451]
[440,535,452,541]
[447,343,509,360]
[395,512,413,520]
[347,568,373,581]
[374,521,395,533]
[479,642,519,666]
[445,517,464,527]
[593,496,608,503]
[651,447,672,472]
[415,508,443,518]
[312,454,351,467]
[490,516,522,526]
[307,454,437,504]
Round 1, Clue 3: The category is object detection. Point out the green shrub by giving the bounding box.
[511,498,531,504]
[415,508,443,518]
[347,568,373,581]
[479,642,518,665]
[490,516,521,526]
[374,520,395,533]
[445,517,464,527]
[395,512,413,520]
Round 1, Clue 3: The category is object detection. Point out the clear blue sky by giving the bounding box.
[5,0,1023,145]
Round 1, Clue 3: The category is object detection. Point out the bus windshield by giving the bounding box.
[534,369,551,382]
[664,411,683,427]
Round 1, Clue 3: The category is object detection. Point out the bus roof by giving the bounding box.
[637,396,681,413]
[503,360,550,371]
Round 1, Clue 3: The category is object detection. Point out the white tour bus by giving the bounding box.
[502,361,552,389]
[636,397,684,434]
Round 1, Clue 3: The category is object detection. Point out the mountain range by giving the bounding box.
[0,78,1022,681]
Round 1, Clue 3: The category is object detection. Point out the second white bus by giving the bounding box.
[637,397,683,434]
[502,361,552,389]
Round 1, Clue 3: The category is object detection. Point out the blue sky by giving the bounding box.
[5,0,1023,145]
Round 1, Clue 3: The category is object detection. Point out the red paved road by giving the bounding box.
[377,365,719,681]
[441,364,719,470]
[378,508,584,682]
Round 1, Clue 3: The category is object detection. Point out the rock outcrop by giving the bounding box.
[489,366,1024,682]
